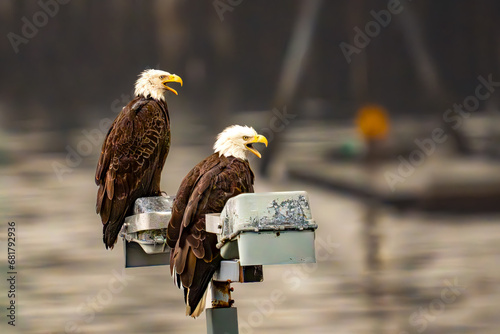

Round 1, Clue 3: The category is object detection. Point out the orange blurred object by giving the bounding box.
[355,104,390,140]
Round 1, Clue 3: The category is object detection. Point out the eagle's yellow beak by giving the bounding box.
[245,134,268,158]
[162,74,183,95]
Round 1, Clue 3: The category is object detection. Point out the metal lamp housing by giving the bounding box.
[206,191,317,266]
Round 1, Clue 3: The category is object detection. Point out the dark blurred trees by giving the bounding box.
[1,0,500,136]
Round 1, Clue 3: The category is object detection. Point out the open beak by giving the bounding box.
[162,74,183,95]
[245,134,268,158]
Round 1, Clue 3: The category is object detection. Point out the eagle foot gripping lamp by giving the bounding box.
[120,191,317,334]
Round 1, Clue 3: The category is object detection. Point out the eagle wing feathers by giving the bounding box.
[167,154,255,317]
[96,97,170,248]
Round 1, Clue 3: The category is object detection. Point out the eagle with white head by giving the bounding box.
[167,125,267,317]
[96,69,182,249]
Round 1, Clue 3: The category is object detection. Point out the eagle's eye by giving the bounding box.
[242,136,249,140]
[159,75,166,80]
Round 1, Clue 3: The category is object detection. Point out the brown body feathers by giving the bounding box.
[167,153,255,317]
[95,96,170,249]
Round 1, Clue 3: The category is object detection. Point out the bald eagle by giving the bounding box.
[167,125,268,317]
[95,69,183,249]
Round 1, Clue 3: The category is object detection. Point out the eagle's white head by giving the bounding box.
[214,125,268,160]
[134,69,183,101]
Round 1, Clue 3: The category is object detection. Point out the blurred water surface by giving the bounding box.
[1,131,499,334]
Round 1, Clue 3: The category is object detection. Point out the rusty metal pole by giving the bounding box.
[206,280,238,334]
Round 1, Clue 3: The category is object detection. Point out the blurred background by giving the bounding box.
[1,0,500,333]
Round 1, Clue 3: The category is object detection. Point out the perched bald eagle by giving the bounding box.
[167,125,268,317]
[95,69,183,249]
